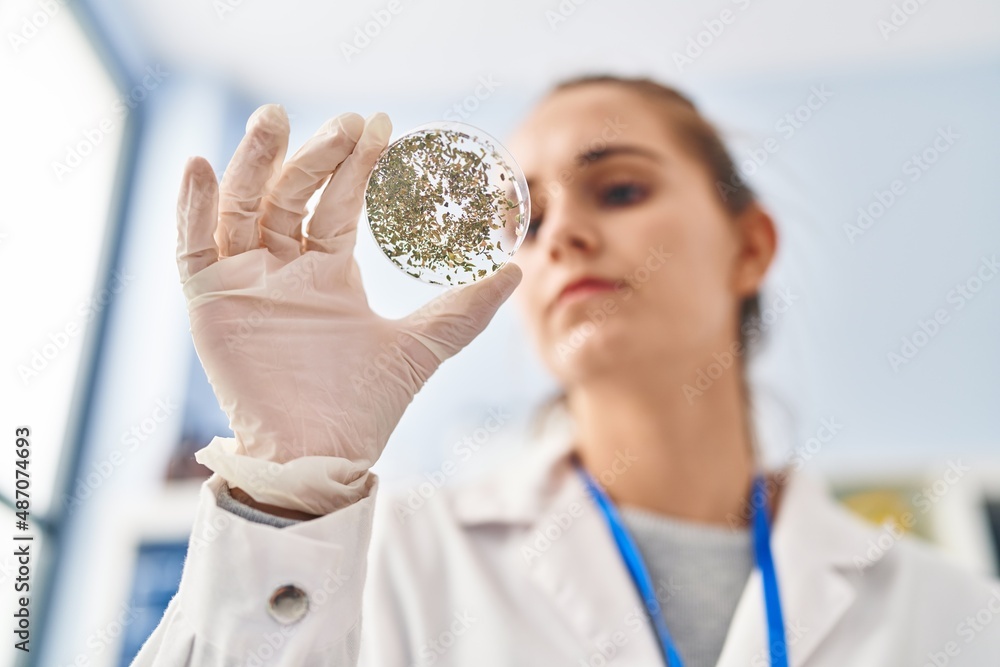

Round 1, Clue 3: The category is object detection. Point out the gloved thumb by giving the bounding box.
[401,262,523,365]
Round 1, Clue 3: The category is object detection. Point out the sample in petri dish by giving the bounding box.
[363,121,531,286]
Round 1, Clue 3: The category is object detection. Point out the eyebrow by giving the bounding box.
[525,144,665,192]
[575,144,665,166]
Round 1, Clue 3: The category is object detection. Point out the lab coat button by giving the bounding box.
[267,584,309,624]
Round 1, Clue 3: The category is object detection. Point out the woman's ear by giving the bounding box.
[731,203,778,298]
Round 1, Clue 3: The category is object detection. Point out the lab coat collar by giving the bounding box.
[715,460,888,667]
[449,404,580,526]
[449,405,890,666]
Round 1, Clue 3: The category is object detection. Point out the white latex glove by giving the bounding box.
[175,104,522,515]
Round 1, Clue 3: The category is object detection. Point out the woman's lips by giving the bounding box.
[554,277,616,309]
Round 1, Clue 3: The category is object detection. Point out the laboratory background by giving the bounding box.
[2,0,999,665]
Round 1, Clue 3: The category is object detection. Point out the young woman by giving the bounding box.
[135,76,1000,666]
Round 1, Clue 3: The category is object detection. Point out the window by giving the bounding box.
[1,4,127,666]
[1,1,125,517]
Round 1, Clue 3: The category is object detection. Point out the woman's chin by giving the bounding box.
[546,325,627,380]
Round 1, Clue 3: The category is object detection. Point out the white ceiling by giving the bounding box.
[115,0,1000,103]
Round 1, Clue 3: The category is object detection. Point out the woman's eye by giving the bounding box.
[525,215,543,239]
[600,182,647,206]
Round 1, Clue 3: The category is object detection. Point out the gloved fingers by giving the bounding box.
[176,156,220,283]
[305,112,391,252]
[216,104,290,257]
[259,112,365,263]
[400,262,522,364]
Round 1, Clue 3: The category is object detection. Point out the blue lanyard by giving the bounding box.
[574,457,788,667]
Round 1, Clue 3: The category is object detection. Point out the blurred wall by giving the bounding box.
[5,0,998,665]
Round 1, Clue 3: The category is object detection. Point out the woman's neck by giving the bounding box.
[568,363,758,527]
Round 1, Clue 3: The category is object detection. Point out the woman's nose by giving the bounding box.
[539,191,600,261]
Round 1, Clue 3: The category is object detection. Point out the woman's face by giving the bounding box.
[507,84,772,387]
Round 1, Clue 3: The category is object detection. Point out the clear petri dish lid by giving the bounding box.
[362,121,531,286]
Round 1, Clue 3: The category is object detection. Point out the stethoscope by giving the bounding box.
[572,453,788,667]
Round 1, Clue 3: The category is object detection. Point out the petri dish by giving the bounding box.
[362,121,531,286]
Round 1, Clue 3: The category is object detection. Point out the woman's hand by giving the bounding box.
[175,104,521,492]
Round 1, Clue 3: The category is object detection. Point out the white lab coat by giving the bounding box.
[132,415,1000,666]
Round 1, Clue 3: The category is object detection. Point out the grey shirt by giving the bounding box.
[216,484,754,666]
[619,505,754,667]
